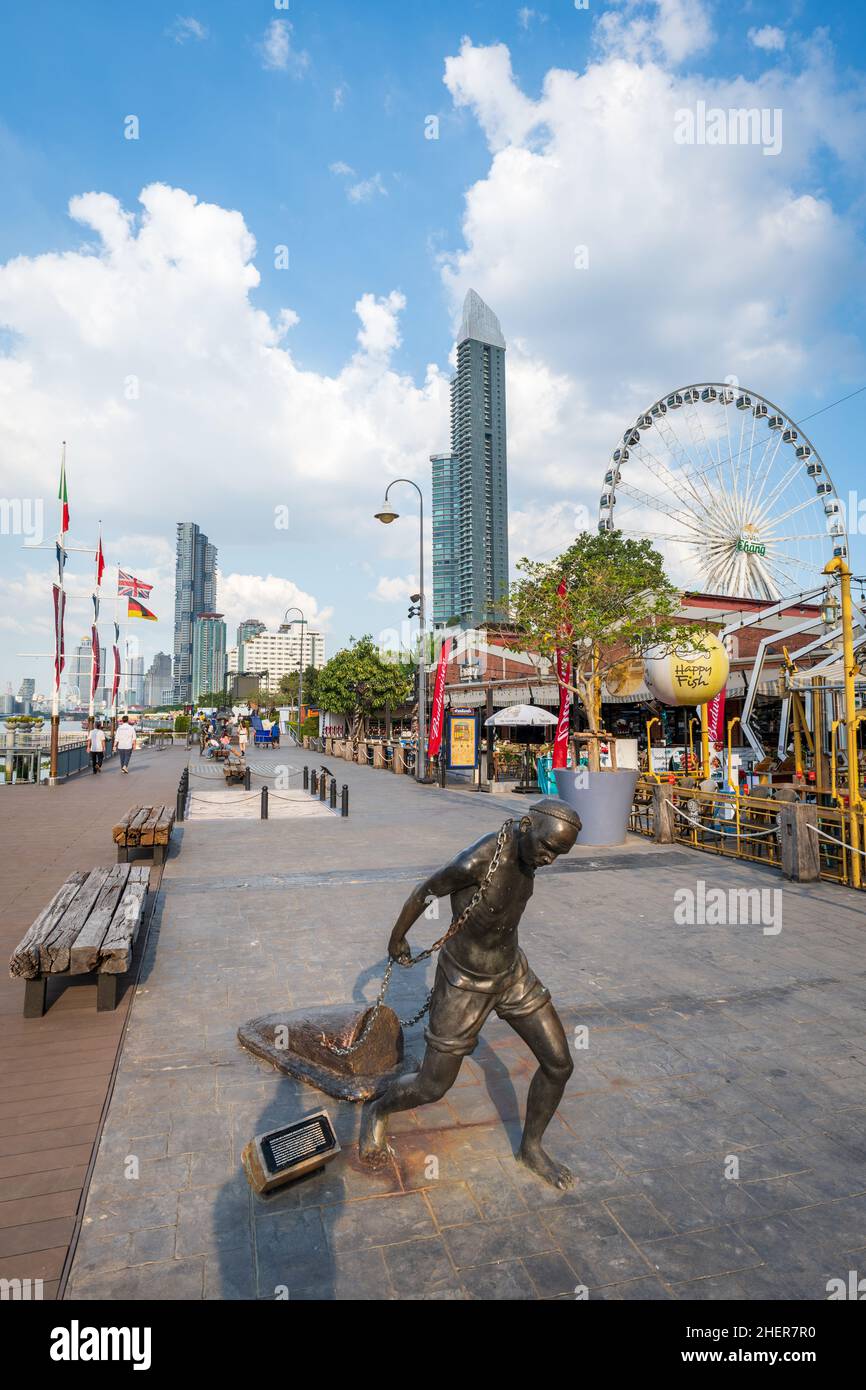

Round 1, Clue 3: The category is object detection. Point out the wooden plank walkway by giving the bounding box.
[0,744,188,1298]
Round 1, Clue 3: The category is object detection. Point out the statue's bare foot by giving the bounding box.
[517,1142,574,1190]
[359,1102,392,1168]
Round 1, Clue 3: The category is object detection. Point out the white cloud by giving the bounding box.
[749,25,787,53]
[333,83,348,110]
[347,172,388,203]
[218,574,332,634]
[329,160,355,177]
[439,32,866,588]
[595,0,714,67]
[0,184,448,681]
[354,291,407,357]
[370,574,418,603]
[517,8,546,29]
[260,19,309,76]
[167,16,208,44]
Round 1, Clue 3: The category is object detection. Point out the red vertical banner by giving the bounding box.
[427,637,452,756]
[52,583,66,688]
[706,688,726,744]
[553,578,573,769]
[90,624,101,699]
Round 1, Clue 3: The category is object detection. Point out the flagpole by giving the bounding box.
[111,566,120,737]
[89,522,103,725]
[49,441,67,783]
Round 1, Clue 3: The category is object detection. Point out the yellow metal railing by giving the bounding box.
[630,777,866,889]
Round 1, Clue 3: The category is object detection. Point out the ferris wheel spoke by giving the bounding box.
[628,436,713,517]
[765,494,822,528]
[613,480,696,528]
[647,418,720,513]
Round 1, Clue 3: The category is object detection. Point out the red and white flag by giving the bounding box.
[95,532,105,587]
[427,637,452,757]
[118,569,153,599]
[52,583,66,688]
[90,624,101,699]
[111,646,121,707]
[553,577,573,769]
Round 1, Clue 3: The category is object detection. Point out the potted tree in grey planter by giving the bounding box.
[511,530,707,845]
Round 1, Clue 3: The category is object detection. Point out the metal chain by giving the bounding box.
[324,818,514,1056]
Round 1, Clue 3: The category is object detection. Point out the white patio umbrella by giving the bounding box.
[484,704,557,727]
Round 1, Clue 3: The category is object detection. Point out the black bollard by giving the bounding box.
[303,765,309,790]
[176,783,185,823]
[330,777,337,810]
[310,769,318,796]
[244,765,251,790]
[261,786,269,819]
[341,784,349,818]
[319,771,327,801]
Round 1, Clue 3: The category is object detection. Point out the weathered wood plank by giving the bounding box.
[125,807,151,848]
[153,806,175,846]
[9,874,87,979]
[66,866,131,975]
[138,807,161,847]
[98,869,149,974]
[39,868,112,974]
[111,808,137,845]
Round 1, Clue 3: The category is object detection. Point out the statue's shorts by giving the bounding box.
[424,947,551,1057]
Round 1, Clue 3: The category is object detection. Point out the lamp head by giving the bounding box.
[375,499,399,524]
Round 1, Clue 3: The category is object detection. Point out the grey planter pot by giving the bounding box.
[553,767,639,846]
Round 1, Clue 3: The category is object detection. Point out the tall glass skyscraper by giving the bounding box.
[173,522,217,703]
[433,290,509,629]
[192,614,227,701]
[236,618,266,673]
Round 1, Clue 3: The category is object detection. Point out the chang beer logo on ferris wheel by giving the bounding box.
[736,535,766,557]
[643,634,730,707]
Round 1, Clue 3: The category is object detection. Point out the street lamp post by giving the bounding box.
[375,479,430,783]
[824,555,863,889]
[283,607,306,746]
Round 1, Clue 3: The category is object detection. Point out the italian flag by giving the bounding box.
[58,455,69,533]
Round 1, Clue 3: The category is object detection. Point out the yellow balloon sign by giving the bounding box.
[643,633,729,707]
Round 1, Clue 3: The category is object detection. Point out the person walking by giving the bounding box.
[115,715,137,774]
[88,721,106,774]
[238,722,249,755]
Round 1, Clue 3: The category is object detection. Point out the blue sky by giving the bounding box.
[2,0,866,696]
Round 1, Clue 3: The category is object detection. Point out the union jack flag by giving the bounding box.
[118,569,153,599]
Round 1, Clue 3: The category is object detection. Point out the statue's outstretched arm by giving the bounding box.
[387,846,486,961]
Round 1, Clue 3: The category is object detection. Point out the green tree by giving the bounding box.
[274,664,320,708]
[316,635,414,745]
[511,530,708,770]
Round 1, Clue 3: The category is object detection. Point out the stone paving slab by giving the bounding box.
[66,754,866,1300]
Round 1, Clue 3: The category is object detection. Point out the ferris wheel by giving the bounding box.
[598,383,848,600]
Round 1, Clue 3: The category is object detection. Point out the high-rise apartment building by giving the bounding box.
[431,453,461,625]
[433,290,509,629]
[236,618,266,673]
[144,652,173,708]
[242,629,325,694]
[192,614,227,701]
[173,522,217,702]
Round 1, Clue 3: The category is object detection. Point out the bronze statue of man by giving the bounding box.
[360,797,581,1189]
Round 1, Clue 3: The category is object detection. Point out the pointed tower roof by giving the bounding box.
[457,289,506,350]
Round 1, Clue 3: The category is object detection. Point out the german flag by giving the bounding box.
[128,598,157,621]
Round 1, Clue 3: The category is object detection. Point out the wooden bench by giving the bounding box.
[224,752,246,786]
[9,864,150,1017]
[112,804,176,864]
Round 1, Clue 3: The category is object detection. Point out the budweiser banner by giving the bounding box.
[705,687,726,744]
[52,583,66,688]
[427,637,452,757]
[553,577,572,769]
[90,623,101,699]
